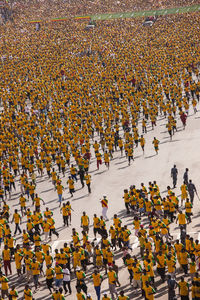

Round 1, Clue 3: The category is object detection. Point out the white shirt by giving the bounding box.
[63,268,70,281]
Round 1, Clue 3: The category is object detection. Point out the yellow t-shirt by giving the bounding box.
[108,270,117,284]
[24,288,32,300]
[179,281,189,296]
[31,261,40,275]
[3,249,10,261]
[178,214,186,225]
[0,276,9,290]
[91,273,102,287]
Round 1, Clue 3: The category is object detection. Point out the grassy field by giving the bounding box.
[75,4,200,21]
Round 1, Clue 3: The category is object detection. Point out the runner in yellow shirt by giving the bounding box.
[84,172,91,194]
[24,284,32,300]
[67,176,75,197]
[139,135,145,153]
[152,138,160,155]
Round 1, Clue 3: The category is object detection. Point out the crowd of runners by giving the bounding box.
[0,0,200,299]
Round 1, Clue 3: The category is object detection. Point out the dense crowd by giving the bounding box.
[0,1,199,299]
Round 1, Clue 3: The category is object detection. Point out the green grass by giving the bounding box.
[80,4,200,21]
[28,4,200,23]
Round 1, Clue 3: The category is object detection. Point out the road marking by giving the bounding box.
[131,237,139,250]
[51,240,60,253]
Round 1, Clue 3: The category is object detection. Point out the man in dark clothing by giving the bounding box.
[187,179,197,204]
[167,275,177,300]
[180,226,186,246]
[78,168,85,188]
[171,165,178,188]
[183,168,189,185]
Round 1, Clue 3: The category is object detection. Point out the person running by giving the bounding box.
[56,182,64,207]
[90,269,103,300]
[178,276,189,300]
[9,285,18,299]
[100,196,109,221]
[67,176,75,198]
[180,112,187,129]
[24,284,33,300]
[139,135,145,154]
[46,264,55,294]
[152,138,159,154]
[81,212,90,234]
[30,258,41,292]
[48,215,59,240]
[127,147,134,165]
[104,151,110,169]
[0,271,9,299]
[107,267,118,299]
[2,245,12,276]
[84,172,91,194]
[63,265,72,295]
[118,290,129,300]
[76,267,87,295]
[12,209,22,235]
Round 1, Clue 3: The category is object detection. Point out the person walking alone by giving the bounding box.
[100,196,109,221]
[171,165,178,188]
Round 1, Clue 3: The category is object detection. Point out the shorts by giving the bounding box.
[103,258,108,265]
[133,279,141,288]
[33,274,39,285]
[93,228,100,235]
[55,279,63,287]
[1,290,9,298]
[96,259,102,266]
[139,207,145,213]
[83,225,89,232]
[109,283,117,294]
